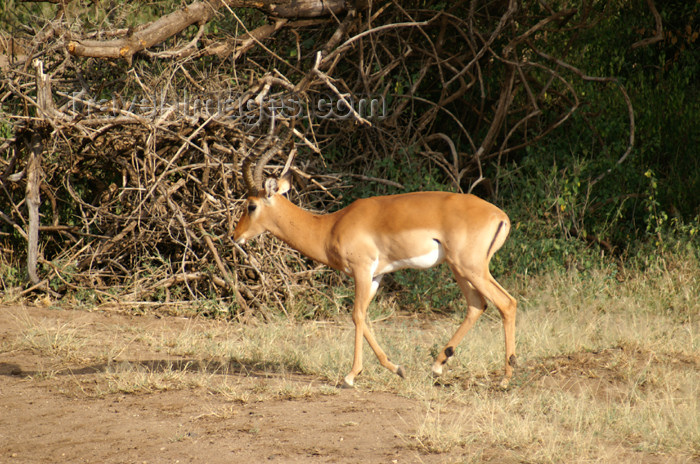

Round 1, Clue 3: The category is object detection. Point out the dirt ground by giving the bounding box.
[0,305,468,464]
[1,304,697,464]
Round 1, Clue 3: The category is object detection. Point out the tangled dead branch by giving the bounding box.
[0,1,636,316]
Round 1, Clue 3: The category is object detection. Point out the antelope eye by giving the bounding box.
[247,203,257,214]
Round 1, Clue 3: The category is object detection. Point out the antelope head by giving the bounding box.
[233,138,293,245]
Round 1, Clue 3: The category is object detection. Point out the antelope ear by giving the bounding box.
[276,170,292,195]
[264,172,292,197]
[263,178,278,198]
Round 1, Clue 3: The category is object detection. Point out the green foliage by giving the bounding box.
[495,153,609,275]
[0,119,11,139]
[487,0,700,276]
[496,137,698,276]
[0,263,23,288]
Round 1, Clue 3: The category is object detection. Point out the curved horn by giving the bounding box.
[250,118,280,190]
[241,152,258,195]
[252,127,294,188]
[252,139,283,189]
[240,129,274,196]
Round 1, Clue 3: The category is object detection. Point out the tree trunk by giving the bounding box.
[25,132,42,285]
[25,60,53,285]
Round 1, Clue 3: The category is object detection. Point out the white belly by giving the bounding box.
[377,240,445,275]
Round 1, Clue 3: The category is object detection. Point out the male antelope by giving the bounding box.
[234,145,517,388]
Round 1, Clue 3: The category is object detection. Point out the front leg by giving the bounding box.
[344,274,404,387]
[343,275,372,387]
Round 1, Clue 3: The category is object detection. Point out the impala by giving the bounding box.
[233,142,517,388]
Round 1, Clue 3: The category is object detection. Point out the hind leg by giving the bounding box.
[432,270,487,376]
[436,259,517,387]
[458,268,517,386]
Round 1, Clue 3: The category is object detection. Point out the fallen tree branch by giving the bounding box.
[66,0,359,63]
[67,1,220,64]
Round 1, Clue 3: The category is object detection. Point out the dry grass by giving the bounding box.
[390,257,699,462]
[8,311,90,368]
[3,255,698,462]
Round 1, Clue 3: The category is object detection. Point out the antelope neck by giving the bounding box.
[266,196,336,268]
